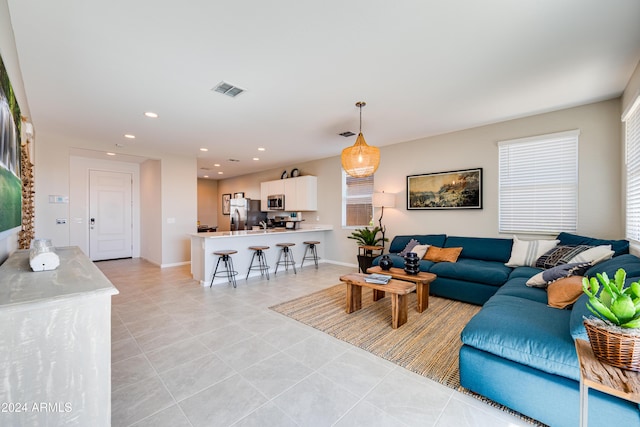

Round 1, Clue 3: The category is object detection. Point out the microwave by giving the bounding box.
[267,194,285,210]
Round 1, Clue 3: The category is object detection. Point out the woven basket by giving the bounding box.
[584,320,640,372]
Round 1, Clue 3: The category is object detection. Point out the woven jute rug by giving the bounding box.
[269,284,479,389]
[270,284,544,426]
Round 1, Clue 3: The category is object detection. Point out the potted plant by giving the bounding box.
[348,226,388,273]
[582,268,640,371]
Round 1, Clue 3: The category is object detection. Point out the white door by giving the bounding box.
[89,170,133,261]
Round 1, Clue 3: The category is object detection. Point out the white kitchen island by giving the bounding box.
[190,226,333,286]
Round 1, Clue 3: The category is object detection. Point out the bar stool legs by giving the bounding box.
[300,241,320,269]
[210,250,238,288]
[274,243,296,275]
[246,246,270,280]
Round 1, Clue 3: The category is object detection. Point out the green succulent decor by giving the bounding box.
[347,226,388,247]
[582,268,640,328]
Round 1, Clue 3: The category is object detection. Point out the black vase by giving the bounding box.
[404,252,420,275]
[379,255,393,271]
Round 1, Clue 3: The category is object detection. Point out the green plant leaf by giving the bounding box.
[611,294,636,323]
[587,297,620,324]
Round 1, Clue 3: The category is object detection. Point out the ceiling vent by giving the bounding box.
[213,81,245,98]
[339,131,356,137]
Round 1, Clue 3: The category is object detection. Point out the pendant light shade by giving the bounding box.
[341,102,380,177]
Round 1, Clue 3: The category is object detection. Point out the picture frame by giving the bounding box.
[222,193,231,215]
[233,192,244,199]
[407,168,482,210]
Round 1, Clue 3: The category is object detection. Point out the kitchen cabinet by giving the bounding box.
[261,175,317,211]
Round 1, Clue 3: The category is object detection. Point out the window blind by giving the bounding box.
[498,130,579,234]
[625,95,640,242]
[343,172,373,227]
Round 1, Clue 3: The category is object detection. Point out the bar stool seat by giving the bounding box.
[301,241,321,269]
[210,250,238,288]
[246,246,270,280]
[274,243,296,275]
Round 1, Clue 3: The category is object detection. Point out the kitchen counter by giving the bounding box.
[190,226,332,285]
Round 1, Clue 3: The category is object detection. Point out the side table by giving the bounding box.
[357,245,384,273]
[575,338,640,427]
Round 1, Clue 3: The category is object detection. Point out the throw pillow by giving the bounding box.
[411,244,430,259]
[534,245,592,269]
[399,239,420,256]
[567,244,614,265]
[505,236,560,267]
[424,246,462,263]
[547,276,585,309]
[526,262,592,288]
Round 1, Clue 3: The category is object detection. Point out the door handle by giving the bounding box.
[90,218,95,229]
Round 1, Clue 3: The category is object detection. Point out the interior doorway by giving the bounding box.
[89,169,133,261]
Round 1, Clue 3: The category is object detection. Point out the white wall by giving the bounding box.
[197,178,218,228]
[140,159,162,265]
[217,99,623,266]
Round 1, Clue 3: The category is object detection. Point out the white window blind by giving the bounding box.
[498,130,579,234]
[624,95,640,242]
[342,171,373,227]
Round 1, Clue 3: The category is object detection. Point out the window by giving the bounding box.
[342,170,373,227]
[498,130,579,234]
[625,95,640,242]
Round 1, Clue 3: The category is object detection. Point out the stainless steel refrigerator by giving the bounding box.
[230,198,266,231]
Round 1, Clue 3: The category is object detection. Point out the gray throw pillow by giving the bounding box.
[399,239,420,257]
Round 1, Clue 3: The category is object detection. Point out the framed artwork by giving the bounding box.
[234,192,244,198]
[0,53,22,235]
[407,168,482,210]
[222,193,231,215]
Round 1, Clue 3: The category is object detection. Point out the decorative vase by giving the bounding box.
[403,252,420,275]
[379,255,393,271]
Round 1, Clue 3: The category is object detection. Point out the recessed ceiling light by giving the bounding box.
[144,112,158,118]
[124,134,136,139]
[214,163,221,167]
[200,148,208,152]
[218,171,223,175]
[203,175,209,178]
[106,152,116,156]
[253,157,259,161]
[258,147,265,151]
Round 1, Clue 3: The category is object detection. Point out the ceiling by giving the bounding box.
[7,1,640,179]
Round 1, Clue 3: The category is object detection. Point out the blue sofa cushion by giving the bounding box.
[388,234,447,254]
[429,258,511,286]
[570,293,590,341]
[444,236,513,263]
[508,266,543,280]
[495,278,548,304]
[557,232,629,257]
[584,254,640,279]
[462,294,579,380]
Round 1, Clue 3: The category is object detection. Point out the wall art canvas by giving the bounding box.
[407,168,482,210]
[222,193,231,215]
[0,54,22,234]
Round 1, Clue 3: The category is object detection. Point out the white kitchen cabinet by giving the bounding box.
[260,176,317,211]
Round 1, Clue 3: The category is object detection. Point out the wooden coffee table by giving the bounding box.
[367,266,436,313]
[339,273,417,329]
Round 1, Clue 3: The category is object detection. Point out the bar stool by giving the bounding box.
[210,250,238,288]
[274,243,296,275]
[246,246,270,280]
[300,241,320,269]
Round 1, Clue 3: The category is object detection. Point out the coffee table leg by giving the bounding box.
[346,283,362,314]
[372,289,385,301]
[391,293,408,328]
[416,282,429,313]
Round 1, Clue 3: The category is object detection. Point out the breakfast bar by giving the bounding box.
[190,226,332,285]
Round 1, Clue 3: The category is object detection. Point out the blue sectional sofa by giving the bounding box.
[373,233,640,427]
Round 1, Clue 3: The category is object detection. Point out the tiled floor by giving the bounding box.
[101,258,532,427]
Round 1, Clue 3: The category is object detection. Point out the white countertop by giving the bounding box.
[191,225,333,239]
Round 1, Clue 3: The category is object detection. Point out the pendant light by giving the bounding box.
[341,101,380,177]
